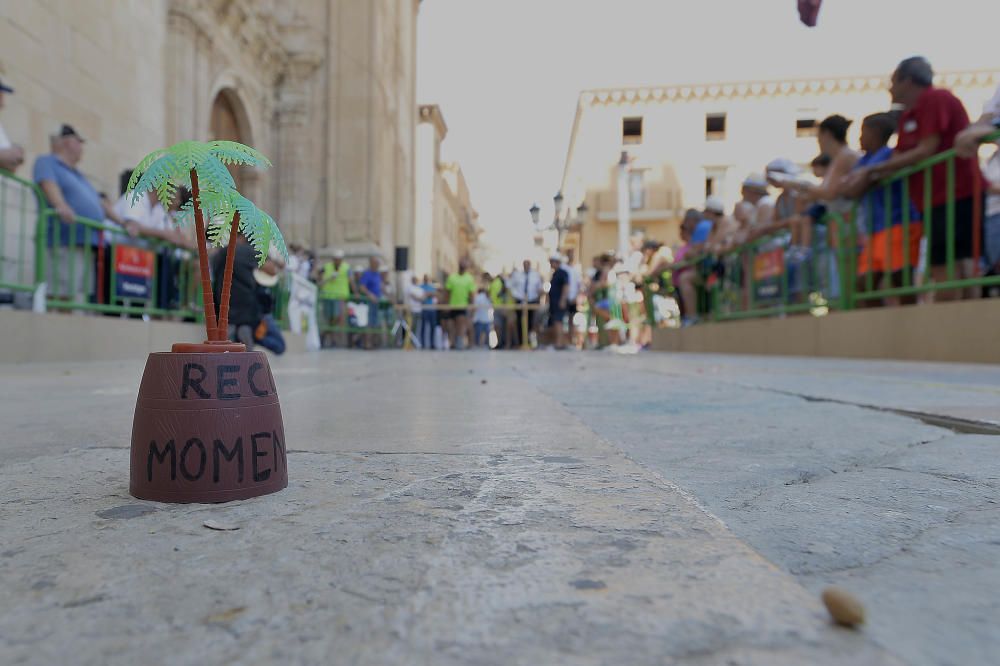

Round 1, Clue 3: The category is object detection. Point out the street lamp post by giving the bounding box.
[616,151,631,259]
[552,191,565,248]
[530,194,588,255]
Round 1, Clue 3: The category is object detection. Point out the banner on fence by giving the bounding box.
[287,273,320,351]
[753,247,784,301]
[114,246,155,300]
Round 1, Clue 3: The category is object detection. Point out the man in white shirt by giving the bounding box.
[113,169,196,254]
[0,78,25,172]
[507,259,542,348]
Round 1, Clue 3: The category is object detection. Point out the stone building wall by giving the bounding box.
[0,0,418,265]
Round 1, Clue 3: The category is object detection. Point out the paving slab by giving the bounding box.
[0,352,897,665]
[519,352,1000,666]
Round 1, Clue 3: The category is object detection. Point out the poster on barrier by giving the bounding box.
[753,248,784,303]
[287,273,320,351]
[114,245,155,300]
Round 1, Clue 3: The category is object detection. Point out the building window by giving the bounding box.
[705,113,726,141]
[629,170,645,210]
[796,118,817,137]
[622,117,643,145]
[704,166,727,201]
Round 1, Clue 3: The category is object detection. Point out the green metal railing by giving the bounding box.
[0,169,44,296]
[0,168,202,318]
[670,130,1000,324]
[38,209,201,318]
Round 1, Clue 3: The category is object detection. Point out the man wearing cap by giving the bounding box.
[0,78,25,172]
[34,123,126,302]
[740,174,775,231]
[317,249,351,347]
[703,195,739,253]
[546,255,570,350]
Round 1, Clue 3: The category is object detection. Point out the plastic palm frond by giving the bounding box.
[207,217,231,247]
[196,188,238,246]
[129,153,182,207]
[173,200,195,228]
[127,148,167,193]
[231,193,288,264]
[208,140,272,169]
[193,155,237,194]
[166,140,212,172]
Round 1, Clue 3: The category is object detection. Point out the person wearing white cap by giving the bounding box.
[703,195,740,254]
[547,254,570,349]
[317,248,351,347]
[740,173,775,230]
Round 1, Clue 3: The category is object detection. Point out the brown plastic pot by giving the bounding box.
[129,342,287,503]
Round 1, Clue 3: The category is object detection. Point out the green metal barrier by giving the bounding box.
[849,129,1000,305]
[39,209,201,319]
[676,129,1000,322]
[0,169,44,297]
[0,168,203,318]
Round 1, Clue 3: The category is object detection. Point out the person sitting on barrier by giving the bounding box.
[842,112,923,307]
[862,56,984,301]
[34,124,128,303]
[0,78,25,172]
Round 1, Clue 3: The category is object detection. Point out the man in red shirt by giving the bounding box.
[862,56,983,300]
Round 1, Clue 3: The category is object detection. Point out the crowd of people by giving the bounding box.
[2,54,999,351]
[663,56,1000,323]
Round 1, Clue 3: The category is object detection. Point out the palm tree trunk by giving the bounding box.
[216,211,241,340]
[189,168,219,341]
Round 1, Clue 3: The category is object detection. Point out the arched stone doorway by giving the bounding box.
[209,88,255,196]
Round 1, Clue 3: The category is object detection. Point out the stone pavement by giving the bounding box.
[2,351,997,665]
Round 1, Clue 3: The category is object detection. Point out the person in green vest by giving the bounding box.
[444,260,476,350]
[487,271,507,349]
[317,249,351,347]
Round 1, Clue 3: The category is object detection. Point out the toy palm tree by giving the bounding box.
[127,140,287,343]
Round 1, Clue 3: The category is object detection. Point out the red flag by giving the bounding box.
[798,0,822,27]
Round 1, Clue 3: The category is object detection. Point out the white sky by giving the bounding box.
[417,0,1000,267]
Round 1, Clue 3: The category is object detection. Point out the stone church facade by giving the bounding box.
[0,0,419,262]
